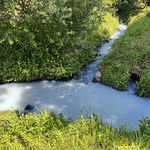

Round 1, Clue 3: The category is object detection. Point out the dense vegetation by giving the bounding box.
[0,0,119,83]
[0,110,150,149]
[99,9,150,97]
[114,0,150,23]
[0,1,150,149]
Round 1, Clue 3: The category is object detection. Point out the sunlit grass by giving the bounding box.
[0,110,150,150]
[99,11,150,97]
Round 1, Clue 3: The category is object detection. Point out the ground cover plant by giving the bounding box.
[0,0,119,83]
[0,110,150,150]
[99,9,150,97]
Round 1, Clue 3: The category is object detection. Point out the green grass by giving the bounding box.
[0,110,150,150]
[99,10,150,97]
[0,110,18,121]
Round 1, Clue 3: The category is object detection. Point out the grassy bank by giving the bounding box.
[99,10,150,97]
[0,0,119,83]
[0,110,150,149]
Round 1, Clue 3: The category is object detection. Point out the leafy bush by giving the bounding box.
[114,0,145,23]
[91,12,119,48]
[0,0,119,83]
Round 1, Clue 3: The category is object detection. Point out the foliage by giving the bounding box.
[91,12,119,48]
[139,117,150,144]
[136,69,150,97]
[0,0,119,83]
[114,0,147,23]
[99,11,150,97]
[142,0,150,6]
[100,59,130,90]
[0,110,150,149]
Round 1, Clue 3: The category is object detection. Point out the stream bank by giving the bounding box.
[98,12,150,97]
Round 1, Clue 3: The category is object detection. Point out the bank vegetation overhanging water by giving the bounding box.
[0,0,119,84]
[97,9,150,97]
[0,110,150,149]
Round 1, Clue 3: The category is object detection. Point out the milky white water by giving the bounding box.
[0,25,150,129]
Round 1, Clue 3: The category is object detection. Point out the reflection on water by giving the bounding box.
[0,25,149,129]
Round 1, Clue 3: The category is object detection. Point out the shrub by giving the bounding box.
[114,0,145,23]
[0,0,119,83]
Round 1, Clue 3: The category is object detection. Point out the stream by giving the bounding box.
[0,24,150,129]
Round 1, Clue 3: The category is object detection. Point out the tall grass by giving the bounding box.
[0,110,150,150]
[99,10,150,97]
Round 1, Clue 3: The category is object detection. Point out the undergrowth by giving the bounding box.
[0,110,150,150]
[99,9,150,97]
[0,0,119,83]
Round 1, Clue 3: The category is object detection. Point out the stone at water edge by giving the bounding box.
[24,104,36,115]
[94,51,99,57]
[92,71,101,82]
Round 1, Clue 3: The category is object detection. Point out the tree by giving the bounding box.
[115,0,144,22]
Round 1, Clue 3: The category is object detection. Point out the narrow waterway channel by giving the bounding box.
[0,25,150,129]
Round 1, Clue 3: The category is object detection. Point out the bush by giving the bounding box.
[114,0,145,23]
[0,0,119,83]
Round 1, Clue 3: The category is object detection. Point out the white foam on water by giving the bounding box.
[0,84,32,111]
